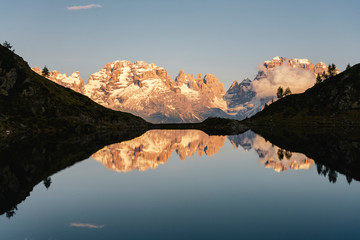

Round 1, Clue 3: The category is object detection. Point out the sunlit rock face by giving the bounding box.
[228,131,314,172]
[84,61,228,123]
[256,57,339,78]
[91,130,226,172]
[313,62,328,76]
[263,56,288,71]
[31,67,86,94]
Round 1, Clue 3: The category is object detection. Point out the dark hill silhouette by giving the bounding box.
[0,45,149,136]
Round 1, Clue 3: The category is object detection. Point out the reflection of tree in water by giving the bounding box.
[43,177,52,189]
[277,149,284,160]
[6,206,17,219]
[346,176,353,184]
[277,149,293,161]
[284,150,292,160]
[315,163,351,184]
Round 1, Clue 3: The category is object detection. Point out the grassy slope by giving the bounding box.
[246,64,360,126]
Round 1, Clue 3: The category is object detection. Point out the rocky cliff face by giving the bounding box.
[223,78,258,119]
[31,67,86,94]
[256,57,340,79]
[92,130,226,172]
[313,62,328,76]
[223,78,254,108]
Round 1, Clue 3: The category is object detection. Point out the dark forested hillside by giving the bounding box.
[0,45,149,135]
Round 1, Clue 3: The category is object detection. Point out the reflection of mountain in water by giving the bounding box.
[92,130,226,172]
[251,127,360,184]
[228,131,314,172]
[92,129,313,173]
[228,130,255,152]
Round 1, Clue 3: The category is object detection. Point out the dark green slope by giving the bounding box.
[0,45,149,135]
[246,64,360,126]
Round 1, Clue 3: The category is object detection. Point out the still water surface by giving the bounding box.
[1,130,360,239]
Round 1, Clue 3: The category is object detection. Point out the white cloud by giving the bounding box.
[70,222,104,229]
[252,64,316,99]
[67,4,102,11]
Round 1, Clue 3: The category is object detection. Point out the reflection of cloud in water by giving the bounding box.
[70,222,104,229]
[229,131,314,173]
[92,130,225,172]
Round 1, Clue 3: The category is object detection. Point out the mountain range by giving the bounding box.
[32,57,337,123]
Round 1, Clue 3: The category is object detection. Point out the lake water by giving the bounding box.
[1,130,360,239]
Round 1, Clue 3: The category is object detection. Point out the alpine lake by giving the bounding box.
[1,127,360,240]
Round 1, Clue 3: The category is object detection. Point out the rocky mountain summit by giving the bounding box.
[85,61,228,123]
[257,56,340,79]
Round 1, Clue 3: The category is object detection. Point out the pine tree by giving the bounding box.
[277,149,284,160]
[285,151,292,160]
[284,87,292,96]
[321,71,329,80]
[346,64,351,70]
[43,177,52,189]
[277,86,284,99]
[328,63,337,77]
[315,74,322,85]
[2,40,14,52]
[42,65,49,77]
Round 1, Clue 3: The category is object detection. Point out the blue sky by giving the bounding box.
[1,0,359,89]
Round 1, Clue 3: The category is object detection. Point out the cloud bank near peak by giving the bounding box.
[67,4,102,11]
[252,64,316,99]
